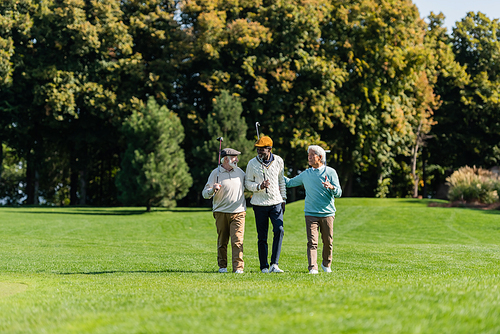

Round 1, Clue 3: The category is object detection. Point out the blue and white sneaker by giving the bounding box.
[321,263,332,273]
[269,264,284,273]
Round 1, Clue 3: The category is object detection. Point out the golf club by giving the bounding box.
[216,137,223,184]
[255,122,269,193]
[263,171,268,193]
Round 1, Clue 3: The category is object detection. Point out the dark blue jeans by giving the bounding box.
[253,204,284,270]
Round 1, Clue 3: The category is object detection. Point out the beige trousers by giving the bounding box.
[305,215,335,271]
[214,211,246,272]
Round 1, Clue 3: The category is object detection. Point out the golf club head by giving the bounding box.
[216,137,223,142]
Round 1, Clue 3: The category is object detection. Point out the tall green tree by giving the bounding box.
[0,0,132,204]
[412,12,468,198]
[179,0,444,198]
[428,12,500,173]
[1,0,185,205]
[190,90,254,206]
[180,0,346,177]
[318,0,442,197]
[0,0,34,190]
[116,97,193,211]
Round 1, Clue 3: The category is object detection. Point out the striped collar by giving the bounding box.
[257,153,274,167]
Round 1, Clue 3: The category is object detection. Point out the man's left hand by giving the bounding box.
[281,202,286,214]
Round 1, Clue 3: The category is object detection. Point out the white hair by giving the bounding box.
[221,156,236,164]
[308,145,326,164]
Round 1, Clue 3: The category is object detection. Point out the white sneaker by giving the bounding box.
[321,263,332,273]
[269,264,284,273]
[234,270,244,274]
[261,268,269,273]
[309,269,319,274]
[218,268,228,273]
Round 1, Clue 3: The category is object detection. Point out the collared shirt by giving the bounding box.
[202,166,246,213]
[311,165,325,172]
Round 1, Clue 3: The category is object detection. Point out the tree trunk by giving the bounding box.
[79,169,87,205]
[26,151,35,205]
[70,169,78,205]
[422,147,427,198]
[34,170,39,205]
[411,123,423,198]
[344,171,353,197]
[0,143,3,181]
[99,160,103,206]
[411,142,420,198]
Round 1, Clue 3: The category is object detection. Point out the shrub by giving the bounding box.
[446,166,500,204]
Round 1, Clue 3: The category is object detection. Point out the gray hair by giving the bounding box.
[308,145,326,164]
[221,156,237,164]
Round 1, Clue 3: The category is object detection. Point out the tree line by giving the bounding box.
[1,0,499,208]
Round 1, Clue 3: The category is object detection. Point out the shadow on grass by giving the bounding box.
[1,207,212,216]
[427,201,500,213]
[480,209,500,215]
[2,210,147,216]
[57,269,217,275]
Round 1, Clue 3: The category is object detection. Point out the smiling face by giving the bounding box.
[308,149,323,168]
[222,155,239,169]
[227,155,239,167]
[257,147,272,160]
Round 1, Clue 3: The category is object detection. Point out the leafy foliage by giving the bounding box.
[1,1,499,205]
[0,144,25,205]
[429,12,500,170]
[116,97,193,211]
[446,166,500,204]
[190,90,254,205]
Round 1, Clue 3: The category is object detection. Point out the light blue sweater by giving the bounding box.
[285,165,342,217]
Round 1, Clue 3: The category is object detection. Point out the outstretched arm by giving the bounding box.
[284,173,303,188]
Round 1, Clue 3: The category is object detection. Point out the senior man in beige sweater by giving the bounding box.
[202,148,246,274]
[245,136,287,273]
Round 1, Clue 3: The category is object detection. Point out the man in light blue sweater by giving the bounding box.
[285,145,342,274]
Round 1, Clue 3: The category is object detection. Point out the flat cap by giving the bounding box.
[254,135,273,148]
[221,148,241,157]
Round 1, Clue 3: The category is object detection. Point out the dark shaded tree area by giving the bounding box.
[116,96,192,211]
[1,0,499,207]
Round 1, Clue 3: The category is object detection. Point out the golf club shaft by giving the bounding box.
[216,137,223,184]
[263,172,268,193]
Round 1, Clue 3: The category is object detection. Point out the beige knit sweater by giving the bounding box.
[202,166,246,213]
[245,155,287,206]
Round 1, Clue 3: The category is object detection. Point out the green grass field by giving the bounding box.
[0,198,499,333]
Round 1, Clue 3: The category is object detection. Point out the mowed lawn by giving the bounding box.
[0,198,499,333]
